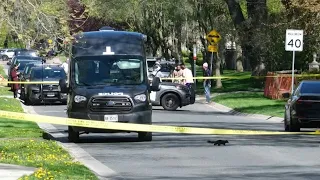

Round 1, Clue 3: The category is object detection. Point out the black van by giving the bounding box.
[59,29,161,142]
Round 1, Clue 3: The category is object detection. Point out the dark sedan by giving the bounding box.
[283,80,320,132]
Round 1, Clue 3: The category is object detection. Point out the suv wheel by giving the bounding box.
[161,93,179,111]
[289,117,300,132]
[68,126,80,143]
[138,132,152,141]
[284,112,289,131]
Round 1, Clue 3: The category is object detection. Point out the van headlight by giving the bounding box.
[74,95,87,103]
[134,94,146,102]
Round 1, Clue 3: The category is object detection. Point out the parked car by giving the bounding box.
[147,58,175,79]
[149,81,195,111]
[7,56,44,85]
[20,63,59,81]
[283,80,320,132]
[7,49,40,65]
[21,66,67,105]
[1,48,16,61]
[147,70,195,110]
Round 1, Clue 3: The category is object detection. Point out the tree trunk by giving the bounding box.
[236,44,243,72]
[225,0,268,74]
[215,53,222,88]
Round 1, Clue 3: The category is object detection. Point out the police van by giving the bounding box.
[59,28,161,142]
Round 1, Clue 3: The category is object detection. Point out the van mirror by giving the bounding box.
[282,92,290,99]
[150,77,160,91]
[59,79,69,93]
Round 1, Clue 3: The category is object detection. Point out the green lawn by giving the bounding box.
[195,70,264,94]
[0,64,10,94]
[213,92,286,117]
[0,96,98,179]
[0,64,7,79]
[0,87,12,96]
[56,55,67,62]
[0,97,42,138]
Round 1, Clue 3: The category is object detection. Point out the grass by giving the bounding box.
[56,55,67,62]
[195,70,264,94]
[0,96,98,179]
[0,64,7,79]
[213,92,286,117]
[0,64,11,95]
[0,98,41,138]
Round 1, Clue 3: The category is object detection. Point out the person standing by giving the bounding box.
[10,64,20,98]
[180,63,194,88]
[61,58,69,74]
[172,65,183,84]
[203,62,211,104]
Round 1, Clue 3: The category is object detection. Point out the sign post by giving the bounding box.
[285,29,304,94]
[193,44,197,89]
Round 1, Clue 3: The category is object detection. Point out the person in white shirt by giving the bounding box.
[180,63,194,88]
[61,58,69,74]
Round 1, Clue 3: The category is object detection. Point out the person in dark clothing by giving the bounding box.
[203,62,211,103]
[10,64,20,98]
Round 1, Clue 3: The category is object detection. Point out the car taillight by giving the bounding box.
[296,98,314,105]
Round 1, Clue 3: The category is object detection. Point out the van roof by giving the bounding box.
[71,30,146,57]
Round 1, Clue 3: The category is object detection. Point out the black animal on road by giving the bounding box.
[207,140,229,146]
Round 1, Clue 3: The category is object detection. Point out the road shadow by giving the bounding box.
[114,166,320,180]
[152,108,230,116]
[19,99,65,106]
[43,128,320,148]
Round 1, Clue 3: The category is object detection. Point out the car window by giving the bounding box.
[300,82,320,94]
[294,86,300,96]
[160,65,173,72]
[31,67,66,80]
[147,61,156,68]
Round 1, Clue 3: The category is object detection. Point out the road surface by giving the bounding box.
[24,102,320,180]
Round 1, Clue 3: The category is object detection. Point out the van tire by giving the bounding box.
[138,132,152,141]
[68,126,80,143]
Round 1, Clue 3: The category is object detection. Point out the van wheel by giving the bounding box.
[161,93,179,111]
[138,132,152,141]
[68,126,80,143]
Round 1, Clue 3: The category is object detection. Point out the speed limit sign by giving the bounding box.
[285,29,303,52]
[285,29,304,94]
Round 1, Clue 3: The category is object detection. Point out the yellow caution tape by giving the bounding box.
[0,110,319,135]
[0,81,59,84]
[0,73,319,84]
[161,74,320,80]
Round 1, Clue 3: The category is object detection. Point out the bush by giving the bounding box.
[183,52,204,66]
[296,72,320,84]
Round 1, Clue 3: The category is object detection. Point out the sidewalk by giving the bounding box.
[0,163,35,180]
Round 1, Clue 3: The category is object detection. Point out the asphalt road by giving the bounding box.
[25,102,320,180]
[3,62,320,180]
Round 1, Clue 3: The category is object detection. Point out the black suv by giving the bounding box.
[22,66,67,105]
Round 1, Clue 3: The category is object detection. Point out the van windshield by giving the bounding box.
[74,55,145,86]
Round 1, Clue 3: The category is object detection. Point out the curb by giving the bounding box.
[196,96,284,122]
[21,103,123,180]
